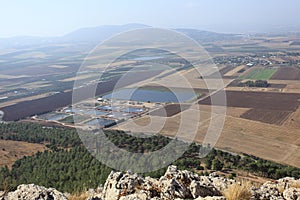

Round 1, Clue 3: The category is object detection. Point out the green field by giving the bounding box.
[240,68,277,80]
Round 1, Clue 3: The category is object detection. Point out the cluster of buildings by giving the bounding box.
[36,97,155,129]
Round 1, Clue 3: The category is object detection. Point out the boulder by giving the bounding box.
[251,183,283,200]
[283,188,300,200]
[250,178,300,200]
[159,177,191,199]
[101,171,145,200]
[190,180,222,198]
[210,177,236,192]
[6,184,67,200]
[99,166,223,200]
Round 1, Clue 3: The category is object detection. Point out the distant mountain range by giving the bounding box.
[61,23,150,42]
[0,24,241,49]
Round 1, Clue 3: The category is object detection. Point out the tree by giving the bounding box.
[212,159,223,171]
[205,159,212,170]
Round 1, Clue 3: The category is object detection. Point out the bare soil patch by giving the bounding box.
[283,107,300,129]
[198,105,250,118]
[199,90,300,111]
[241,109,291,125]
[150,104,191,117]
[0,140,46,168]
[208,65,235,78]
[224,65,246,77]
[271,66,300,80]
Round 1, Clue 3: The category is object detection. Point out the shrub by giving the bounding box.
[223,182,252,200]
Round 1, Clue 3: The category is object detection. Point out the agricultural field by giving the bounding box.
[131,77,299,167]
[149,104,191,117]
[271,66,300,80]
[199,90,300,125]
[0,70,162,121]
[241,109,291,125]
[114,104,300,167]
[284,107,300,129]
[2,29,300,173]
[223,65,246,77]
[267,79,300,93]
[87,36,300,169]
[199,90,300,111]
[239,67,278,80]
[214,116,300,168]
[207,65,234,78]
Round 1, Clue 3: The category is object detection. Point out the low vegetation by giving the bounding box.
[223,182,252,200]
[67,192,90,200]
[240,68,277,80]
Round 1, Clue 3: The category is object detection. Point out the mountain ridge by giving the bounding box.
[0,24,240,49]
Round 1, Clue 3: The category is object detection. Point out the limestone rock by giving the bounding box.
[190,180,222,198]
[283,188,300,200]
[251,183,283,200]
[6,184,67,200]
[100,166,223,200]
[210,177,236,192]
[250,178,300,200]
[101,171,145,200]
[5,166,300,200]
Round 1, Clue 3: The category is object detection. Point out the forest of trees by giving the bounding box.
[0,122,299,193]
[203,149,300,180]
[0,146,111,193]
[0,122,80,148]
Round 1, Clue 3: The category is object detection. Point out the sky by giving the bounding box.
[1,0,300,37]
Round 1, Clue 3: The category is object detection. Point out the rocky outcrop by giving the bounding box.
[99,166,300,200]
[100,166,226,200]
[1,166,300,200]
[251,177,300,200]
[4,184,67,200]
[283,188,300,200]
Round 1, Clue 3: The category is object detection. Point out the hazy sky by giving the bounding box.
[1,0,300,37]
